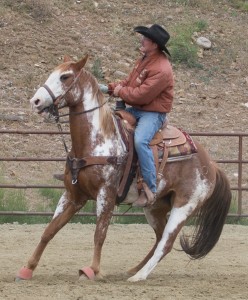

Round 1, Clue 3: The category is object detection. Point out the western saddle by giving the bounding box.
[114,110,194,203]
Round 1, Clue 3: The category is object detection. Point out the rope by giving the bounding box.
[56,122,69,153]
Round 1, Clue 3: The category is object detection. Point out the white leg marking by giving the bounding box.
[53,192,68,219]
[96,187,107,217]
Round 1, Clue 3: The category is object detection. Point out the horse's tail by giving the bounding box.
[180,167,232,259]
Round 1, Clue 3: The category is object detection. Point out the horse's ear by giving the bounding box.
[76,54,89,70]
[63,55,72,63]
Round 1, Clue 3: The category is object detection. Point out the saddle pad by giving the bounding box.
[158,129,197,159]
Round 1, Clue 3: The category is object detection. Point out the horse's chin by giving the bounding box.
[38,107,57,123]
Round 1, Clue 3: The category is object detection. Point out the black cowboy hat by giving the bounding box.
[134,24,171,56]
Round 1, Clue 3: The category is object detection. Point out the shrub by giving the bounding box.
[169,20,208,68]
[91,58,104,80]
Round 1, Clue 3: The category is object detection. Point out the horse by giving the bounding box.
[16,54,231,282]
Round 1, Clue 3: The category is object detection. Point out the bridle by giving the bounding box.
[41,68,108,153]
[42,68,108,118]
[42,68,84,106]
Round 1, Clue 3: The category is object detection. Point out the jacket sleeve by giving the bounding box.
[108,59,140,95]
[108,75,131,95]
[118,70,168,106]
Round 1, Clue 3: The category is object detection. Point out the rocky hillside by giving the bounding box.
[0,0,248,200]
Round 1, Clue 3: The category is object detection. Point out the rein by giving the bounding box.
[53,99,108,154]
[56,99,108,119]
[49,98,108,155]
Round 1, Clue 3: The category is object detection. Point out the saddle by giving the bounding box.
[115,110,197,203]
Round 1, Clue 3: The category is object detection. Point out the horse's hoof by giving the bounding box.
[127,272,146,282]
[127,276,143,282]
[15,266,33,281]
[78,267,95,280]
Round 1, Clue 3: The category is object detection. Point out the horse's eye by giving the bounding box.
[60,74,70,81]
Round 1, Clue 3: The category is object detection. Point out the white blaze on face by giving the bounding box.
[30,86,53,113]
[53,192,68,219]
[30,69,72,112]
[44,69,67,98]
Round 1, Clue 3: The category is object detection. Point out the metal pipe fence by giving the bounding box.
[0,130,247,218]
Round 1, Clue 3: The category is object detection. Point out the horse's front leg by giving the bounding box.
[79,187,115,280]
[16,191,84,281]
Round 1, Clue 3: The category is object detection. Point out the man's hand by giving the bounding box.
[113,84,122,97]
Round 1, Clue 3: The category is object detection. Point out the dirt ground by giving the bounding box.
[0,223,247,300]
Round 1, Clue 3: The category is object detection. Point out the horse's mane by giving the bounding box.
[82,70,115,139]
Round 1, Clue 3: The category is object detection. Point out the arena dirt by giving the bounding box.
[0,223,248,300]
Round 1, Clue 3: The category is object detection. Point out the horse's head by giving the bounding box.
[30,55,88,119]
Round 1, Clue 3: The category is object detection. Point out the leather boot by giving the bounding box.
[132,191,148,207]
[142,182,156,206]
[132,183,156,208]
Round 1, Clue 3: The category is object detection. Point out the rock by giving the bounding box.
[196,36,212,49]
[241,102,248,108]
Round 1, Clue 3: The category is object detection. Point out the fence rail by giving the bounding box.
[1,129,248,218]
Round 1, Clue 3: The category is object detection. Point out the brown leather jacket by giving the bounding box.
[109,50,174,113]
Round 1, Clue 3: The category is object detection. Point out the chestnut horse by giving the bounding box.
[16,55,231,282]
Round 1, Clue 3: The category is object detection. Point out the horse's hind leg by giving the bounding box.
[128,200,171,275]
[128,203,191,282]
[16,191,83,280]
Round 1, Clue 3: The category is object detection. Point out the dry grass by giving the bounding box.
[2,0,52,21]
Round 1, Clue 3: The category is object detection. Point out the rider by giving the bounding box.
[108,24,174,207]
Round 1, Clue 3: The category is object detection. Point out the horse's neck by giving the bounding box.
[69,106,91,157]
[69,105,121,158]
[68,77,125,158]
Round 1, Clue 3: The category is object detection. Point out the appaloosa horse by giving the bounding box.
[16,55,231,282]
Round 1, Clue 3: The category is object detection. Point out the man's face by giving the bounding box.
[140,36,158,55]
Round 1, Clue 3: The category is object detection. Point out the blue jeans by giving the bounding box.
[126,107,166,193]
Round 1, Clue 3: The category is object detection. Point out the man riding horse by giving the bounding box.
[108,24,174,207]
